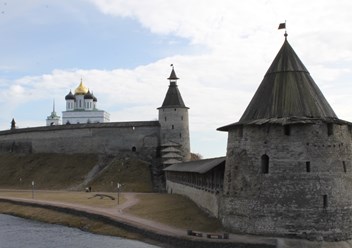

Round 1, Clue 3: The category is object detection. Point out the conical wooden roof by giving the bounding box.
[219,37,343,131]
[159,68,187,109]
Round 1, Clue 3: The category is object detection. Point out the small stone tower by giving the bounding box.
[158,66,191,164]
[218,35,352,241]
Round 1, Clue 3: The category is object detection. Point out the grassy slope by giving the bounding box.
[0,154,153,192]
[0,154,98,189]
[89,158,153,192]
[128,194,224,232]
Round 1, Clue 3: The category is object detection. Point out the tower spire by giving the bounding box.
[168,64,179,82]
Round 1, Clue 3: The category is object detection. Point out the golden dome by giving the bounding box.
[74,79,89,95]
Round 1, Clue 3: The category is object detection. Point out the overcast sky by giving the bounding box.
[0,0,352,158]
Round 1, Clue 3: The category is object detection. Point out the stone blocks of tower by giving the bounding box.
[220,122,352,241]
[159,107,191,161]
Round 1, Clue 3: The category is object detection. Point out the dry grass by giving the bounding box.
[127,193,224,232]
[0,154,98,190]
[0,191,125,208]
[90,158,153,192]
[0,154,154,193]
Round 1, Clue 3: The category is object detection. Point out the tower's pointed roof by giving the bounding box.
[219,37,344,131]
[159,67,187,108]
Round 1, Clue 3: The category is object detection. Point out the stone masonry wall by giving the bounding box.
[159,108,191,161]
[220,122,352,241]
[0,121,160,161]
[166,180,220,217]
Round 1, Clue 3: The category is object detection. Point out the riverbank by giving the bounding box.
[0,192,276,248]
[2,191,348,248]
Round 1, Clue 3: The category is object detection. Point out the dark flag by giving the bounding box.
[278,23,286,29]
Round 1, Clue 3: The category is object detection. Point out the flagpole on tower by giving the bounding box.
[278,20,287,39]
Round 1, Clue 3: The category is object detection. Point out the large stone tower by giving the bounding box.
[158,66,191,164]
[218,35,352,241]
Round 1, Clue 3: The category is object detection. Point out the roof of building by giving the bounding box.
[218,36,346,131]
[159,68,188,109]
[167,68,179,80]
[162,152,183,158]
[65,91,75,100]
[162,147,182,153]
[75,79,89,95]
[164,156,226,174]
[84,90,94,100]
[163,159,182,165]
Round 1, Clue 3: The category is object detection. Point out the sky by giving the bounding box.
[1,0,352,158]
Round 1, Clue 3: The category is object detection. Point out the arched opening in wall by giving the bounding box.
[132,146,136,152]
[284,125,290,136]
[306,161,311,172]
[172,125,174,129]
[261,154,269,174]
[327,123,333,136]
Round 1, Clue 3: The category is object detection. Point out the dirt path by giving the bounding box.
[0,192,277,246]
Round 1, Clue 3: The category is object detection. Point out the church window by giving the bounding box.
[261,154,269,174]
[172,125,174,129]
[306,161,311,172]
[179,133,182,138]
[323,195,328,208]
[79,100,82,108]
[343,161,347,173]
[327,123,333,136]
[165,117,167,122]
[284,125,290,136]
[132,146,136,152]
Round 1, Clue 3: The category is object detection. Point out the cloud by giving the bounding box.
[1,1,352,158]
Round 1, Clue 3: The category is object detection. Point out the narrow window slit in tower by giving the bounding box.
[261,155,269,174]
[343,161,347,173]
[306,161,311,172]
[323,195,328,208]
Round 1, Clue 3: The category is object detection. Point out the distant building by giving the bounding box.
[62,79,110,124]
[46,100,61,126]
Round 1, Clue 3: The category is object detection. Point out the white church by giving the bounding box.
[46,79,110,125]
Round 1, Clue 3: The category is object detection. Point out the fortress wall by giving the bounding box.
[221,122,352,241]
[0,121,161,160]
[166,180,219,217]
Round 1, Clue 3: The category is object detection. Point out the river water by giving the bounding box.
[0,214,160,248]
